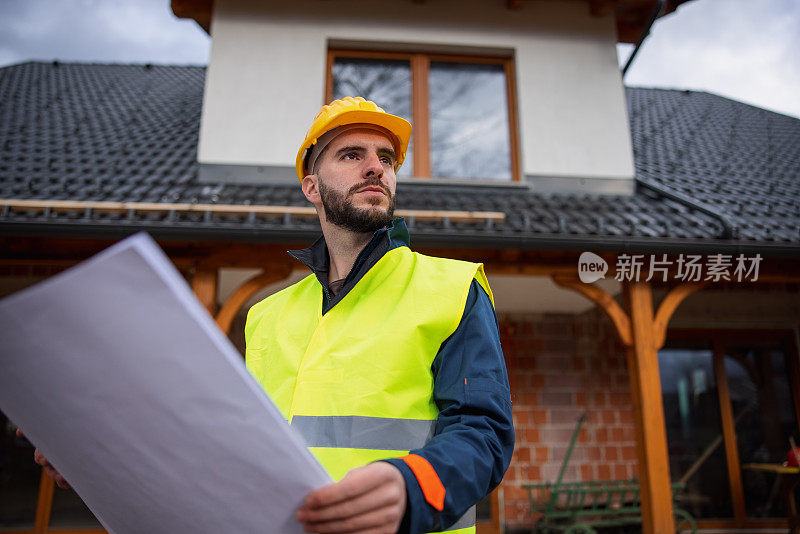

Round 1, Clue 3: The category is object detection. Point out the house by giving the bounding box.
[1,0,799,532]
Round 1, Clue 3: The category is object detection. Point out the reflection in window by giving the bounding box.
[659,349,733,519]
[726,347,799,518]
[332,57,413,177]
[429,62,511,180]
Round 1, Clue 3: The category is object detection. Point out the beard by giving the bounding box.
[318,175,395,234]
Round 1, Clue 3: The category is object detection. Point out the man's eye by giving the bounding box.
[380,156,394,165]
[343,152,358,160]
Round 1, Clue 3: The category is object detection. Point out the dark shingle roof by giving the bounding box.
[1,61,798,253]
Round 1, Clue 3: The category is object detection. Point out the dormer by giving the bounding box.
[174,0,690,194]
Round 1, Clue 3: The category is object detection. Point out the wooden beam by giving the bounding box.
[551,275,632,346]
[625,281,674,534]
[0,199,504,223]
[652,282,707,348]
[590,0,617,17]
[191,267,217,315]
[506,0,524,9]
[712,339,747,525]
[215,265,294,335]
[170,0,212,33]
[411,54,431,178]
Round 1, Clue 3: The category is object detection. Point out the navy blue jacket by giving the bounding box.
[287,218,514,533]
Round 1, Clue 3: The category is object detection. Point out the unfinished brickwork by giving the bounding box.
[498,309,637,530]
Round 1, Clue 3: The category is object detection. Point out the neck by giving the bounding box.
[321,223,374,283]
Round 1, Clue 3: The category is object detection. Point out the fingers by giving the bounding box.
[15,428,24,438]
[300,504,403,533]
[298,475,402,523]
[33,449,71,490]
[297,463,406,534]
[303,463,397,509]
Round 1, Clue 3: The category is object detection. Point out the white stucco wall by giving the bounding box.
[200,0,635,184]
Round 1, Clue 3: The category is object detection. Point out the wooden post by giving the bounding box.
[191,266,217,316]
[552,276,707,534]
[625,282,674,534]
[33,469,54,534]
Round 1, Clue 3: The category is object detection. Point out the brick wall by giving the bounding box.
[498,309,637,530]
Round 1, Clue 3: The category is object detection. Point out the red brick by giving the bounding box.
[619,408,633,425]
[523,464,542,481]
[613,464,628,479]
[550,408,584,425]
[578,427,589,443]
[532,409,548,425]
[514,410,530,427]
[517,355,538,370]
[543,339,576,353]
[611,427,626,442]
[515,447,531,463]
[536,355,567,371]
[580,464,594,480]
[575,392,588,406]
[597,464,611,480]
[601,410,616,425]
[587,446,602,461]
[609,392,629,406]
[539,427,578,443]
[525,428,541,443]
[620,445,637,461]
[604,446,619,461]
[534,446,549,463]
[547,373,583,388]
[540,391,572,406]
[530,373,546,388]
[593,392,607,406]
[519,392,539,406]
[596,427,609,442]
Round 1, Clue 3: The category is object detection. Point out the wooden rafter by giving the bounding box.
[552,275,632,346]
[0,199,505,224]
[652,281,707,348]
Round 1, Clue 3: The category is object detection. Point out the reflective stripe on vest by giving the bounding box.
[291,415,436,450]
[245,246,491,534]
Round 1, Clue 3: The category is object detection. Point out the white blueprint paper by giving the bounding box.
[0,233,331,534]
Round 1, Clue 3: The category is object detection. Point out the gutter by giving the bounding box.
[622,0,666,78]
[636,177,738,239]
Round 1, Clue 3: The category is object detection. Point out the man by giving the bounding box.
[33,96,514,534]
[245,97,514,534]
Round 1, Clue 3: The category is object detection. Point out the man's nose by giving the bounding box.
[362,152,384,178]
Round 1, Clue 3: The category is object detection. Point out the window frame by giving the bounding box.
[325,48,521,182]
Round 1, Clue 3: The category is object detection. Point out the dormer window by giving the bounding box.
[328,49,520,182]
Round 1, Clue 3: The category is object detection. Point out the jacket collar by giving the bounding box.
[287,217,410,313]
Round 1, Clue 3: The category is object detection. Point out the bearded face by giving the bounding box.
[317,174,395,234]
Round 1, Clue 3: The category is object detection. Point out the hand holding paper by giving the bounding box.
[0,233,331,534]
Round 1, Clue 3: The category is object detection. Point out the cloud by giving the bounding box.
[620,0,800,118]
[0,0,209,66]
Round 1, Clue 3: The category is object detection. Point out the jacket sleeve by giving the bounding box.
[383,279,515,533]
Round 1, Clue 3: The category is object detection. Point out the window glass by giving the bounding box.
[429,61,511,180]
[725,346,799,518]
[332,57,413,177]
[658,348,733,519]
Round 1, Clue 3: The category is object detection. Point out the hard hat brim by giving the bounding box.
[295,109,412,181]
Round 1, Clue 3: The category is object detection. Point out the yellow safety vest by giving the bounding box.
[245,245,493,533]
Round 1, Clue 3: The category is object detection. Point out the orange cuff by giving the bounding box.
[401,453,445,511]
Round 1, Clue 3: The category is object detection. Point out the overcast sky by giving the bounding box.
[0,0,798,119]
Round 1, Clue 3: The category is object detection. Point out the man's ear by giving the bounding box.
[301,174,321,204]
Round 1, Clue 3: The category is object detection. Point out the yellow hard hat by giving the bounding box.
[295,96,412,181]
